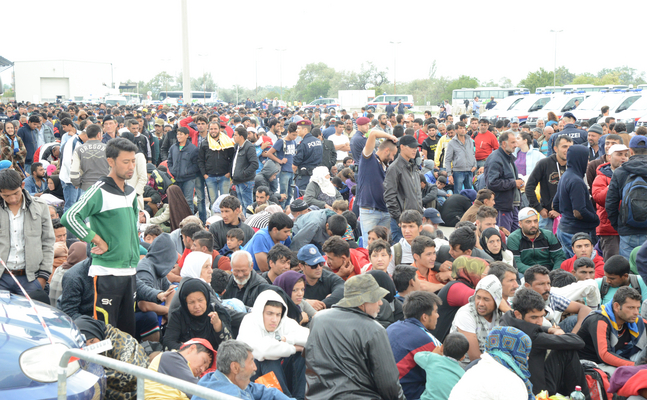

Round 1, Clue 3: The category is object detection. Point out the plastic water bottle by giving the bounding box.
[570,386,586,400]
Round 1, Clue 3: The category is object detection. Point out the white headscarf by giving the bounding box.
[181,251,213,282]
[311,166,337,197]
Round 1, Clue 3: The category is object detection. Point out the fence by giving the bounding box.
[57,348,239,400]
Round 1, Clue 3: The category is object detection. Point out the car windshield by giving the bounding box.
[627,95,647,111]
[511,96,548,112]
[488,96,523,112]
[575,94,609,111]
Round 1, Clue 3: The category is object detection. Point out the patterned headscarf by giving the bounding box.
[451,256,489,288]
[486,326,533,400]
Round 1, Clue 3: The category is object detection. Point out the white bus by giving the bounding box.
[535,84,631,94]
[158,91,217,104]
[451,87,528,114]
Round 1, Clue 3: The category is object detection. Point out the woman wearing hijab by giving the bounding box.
[49,242,88,305]
[0,121,27,177]
[168,185,194,231]
[367,270,405,328]
[75,316,149,400]
[274,270,317,326]
[304,166,342,209]
[43,175,65,202]
[164,278,232,351]
[449,326,534,400]
[480,227,514,267]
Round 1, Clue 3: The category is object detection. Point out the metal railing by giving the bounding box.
[58,348,239,400]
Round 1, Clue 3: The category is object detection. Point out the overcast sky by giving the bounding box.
[3,0,646,93]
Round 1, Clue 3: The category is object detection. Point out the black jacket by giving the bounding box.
[606,154,647,236]
[209,219,255,251]
[421,184,438,208]
[304,269,345,308]
[484,147,519,212]
[293,133,323,171]
[384,155,423,220]
[501,311,585,394]
[231,141,259,184]
[526,154,566,213]
[305,306,406,400]
[321,138,337,170]
[167,141,200,182]
[197,138,235,177]
[547,124,587,156]
[58,258,94,320]
[160,127,178,161]
[438,193,472,227]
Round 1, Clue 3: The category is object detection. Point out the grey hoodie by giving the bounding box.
[136,233,178,302]
[254,160,280,198]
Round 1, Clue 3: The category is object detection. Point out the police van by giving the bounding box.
[496,94,553,126]
[525,92,587,128]
[302,97,341,112]
[364,94,414,113]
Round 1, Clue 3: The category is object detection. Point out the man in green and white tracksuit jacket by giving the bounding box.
[62,175,140,336]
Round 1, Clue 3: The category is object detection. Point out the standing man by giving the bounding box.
[305,274,406,400]
[474,118,499,169]
[152,119,165,164]
[606,136,647,258]
[486,97,497,110]
[445,121,477,193]
[59,121,87,212]
[101,115,118,144]
[70,124,110,192]
[526,135,572,231]
[484,131,524,232]
[397,100,405,115]
[17,115,41,172]
[0,169,55,295]
[198,120,235,207]
[328,120,351,163]
[472,96,480,117]
[266,123,297,207]
[547,112,588,156]
[587,124,603,161]
[292,120,322,194]
[61,138,140,336]
[349,116,370,164]
[231,126,259,211]
[167,127,201,213]
[385,101,395,115]
[357,129,398,247]
[384,136,423,243]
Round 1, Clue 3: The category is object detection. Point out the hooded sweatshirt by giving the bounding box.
[136,233,177,302]
[236,290,309,361]
[553,145,599,234]
[254,160,280,195]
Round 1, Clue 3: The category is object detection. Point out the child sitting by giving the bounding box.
[414,332,469,400]
[220,228,244,257]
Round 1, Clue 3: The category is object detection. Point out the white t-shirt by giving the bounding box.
[451,304,496,355]
[328,133,350,161]
[387,238,415,275]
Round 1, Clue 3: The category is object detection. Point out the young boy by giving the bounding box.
[414,332,469,400]
[220,228,244,257]
[367,239,391,272]
[331,199,349,215]
[237,290,309,399]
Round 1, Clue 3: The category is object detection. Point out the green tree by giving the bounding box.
[571,73,598,85]
[146,71,179,97]
[441,75,479,103]
[518,68,555,93]
[293,63,337,102]
[191,72,216,92]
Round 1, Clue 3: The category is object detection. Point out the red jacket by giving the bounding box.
[474,131,499,161]
[328,247,371,281]
[560,253,605,278]
[591,162,618,236]
[179,116,199,146]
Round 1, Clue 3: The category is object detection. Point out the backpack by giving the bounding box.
[393,243,402,266]
[581,360,611,400]
[151,169,173,195]
[599,274,642,298]
[620,174,647,228]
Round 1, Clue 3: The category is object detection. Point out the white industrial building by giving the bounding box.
[14,60,113,103]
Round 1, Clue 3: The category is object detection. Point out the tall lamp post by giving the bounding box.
[275,49,286,100]
[550,30,563,90]
[390,41,401,94]
[255,47,263,98]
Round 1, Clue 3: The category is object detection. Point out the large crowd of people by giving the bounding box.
[1,98,647,400]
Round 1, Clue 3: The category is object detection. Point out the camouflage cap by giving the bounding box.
[336,274,389,308]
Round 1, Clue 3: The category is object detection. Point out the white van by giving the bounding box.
[480,95,526,124]
[104,95,128,106]
[364,94,414,113]
[525,93,587,128]
[497,94,553,126]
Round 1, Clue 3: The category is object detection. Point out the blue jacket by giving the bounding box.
[167,141,200,182]
[23,175,46,195]
[605,154,647,236]
[484,147,518,212]
[17,125,38,163]
[193,370,293,400]
[293,133,322,171]
[386,318,441,400]
[546,124,588,155]
[554,145,599,234]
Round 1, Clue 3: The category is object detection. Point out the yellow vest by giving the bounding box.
[144,353,190,400]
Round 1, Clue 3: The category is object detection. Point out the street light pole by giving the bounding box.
[550,30,563,90]
[255,47,263,98]
[390,41,400,94]
[275,49,286,101]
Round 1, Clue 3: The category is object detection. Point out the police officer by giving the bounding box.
[546,112,588,156]
[293,120,322,193]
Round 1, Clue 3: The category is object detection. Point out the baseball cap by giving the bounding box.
[571,232,593,246]
[297,244,325,266]
[629,135,647,149]
[562,112,576,120]
[356,116,370,126]
[510,117,520,124]
[398,135,418,149]
[518,207,538,221]
[608,144,629,155]
[180,338,217,372]
[154,118,164,126]
[423,208,444,224]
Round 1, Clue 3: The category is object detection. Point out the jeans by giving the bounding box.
[235,181,254,211]
[176,180,196,213]
[620,234,647,259]
[476,160,487,168]
[359,208,391,248]
[452,171,473,193]
[390,217,403,244]
[279,171,294,207]
[598,235,620,262]
[0,273,42,295]
[538,215,554,231]
[556,229,575,259]
[205,175,231,207]
[62,181,82,212]
[194,176,206,223]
